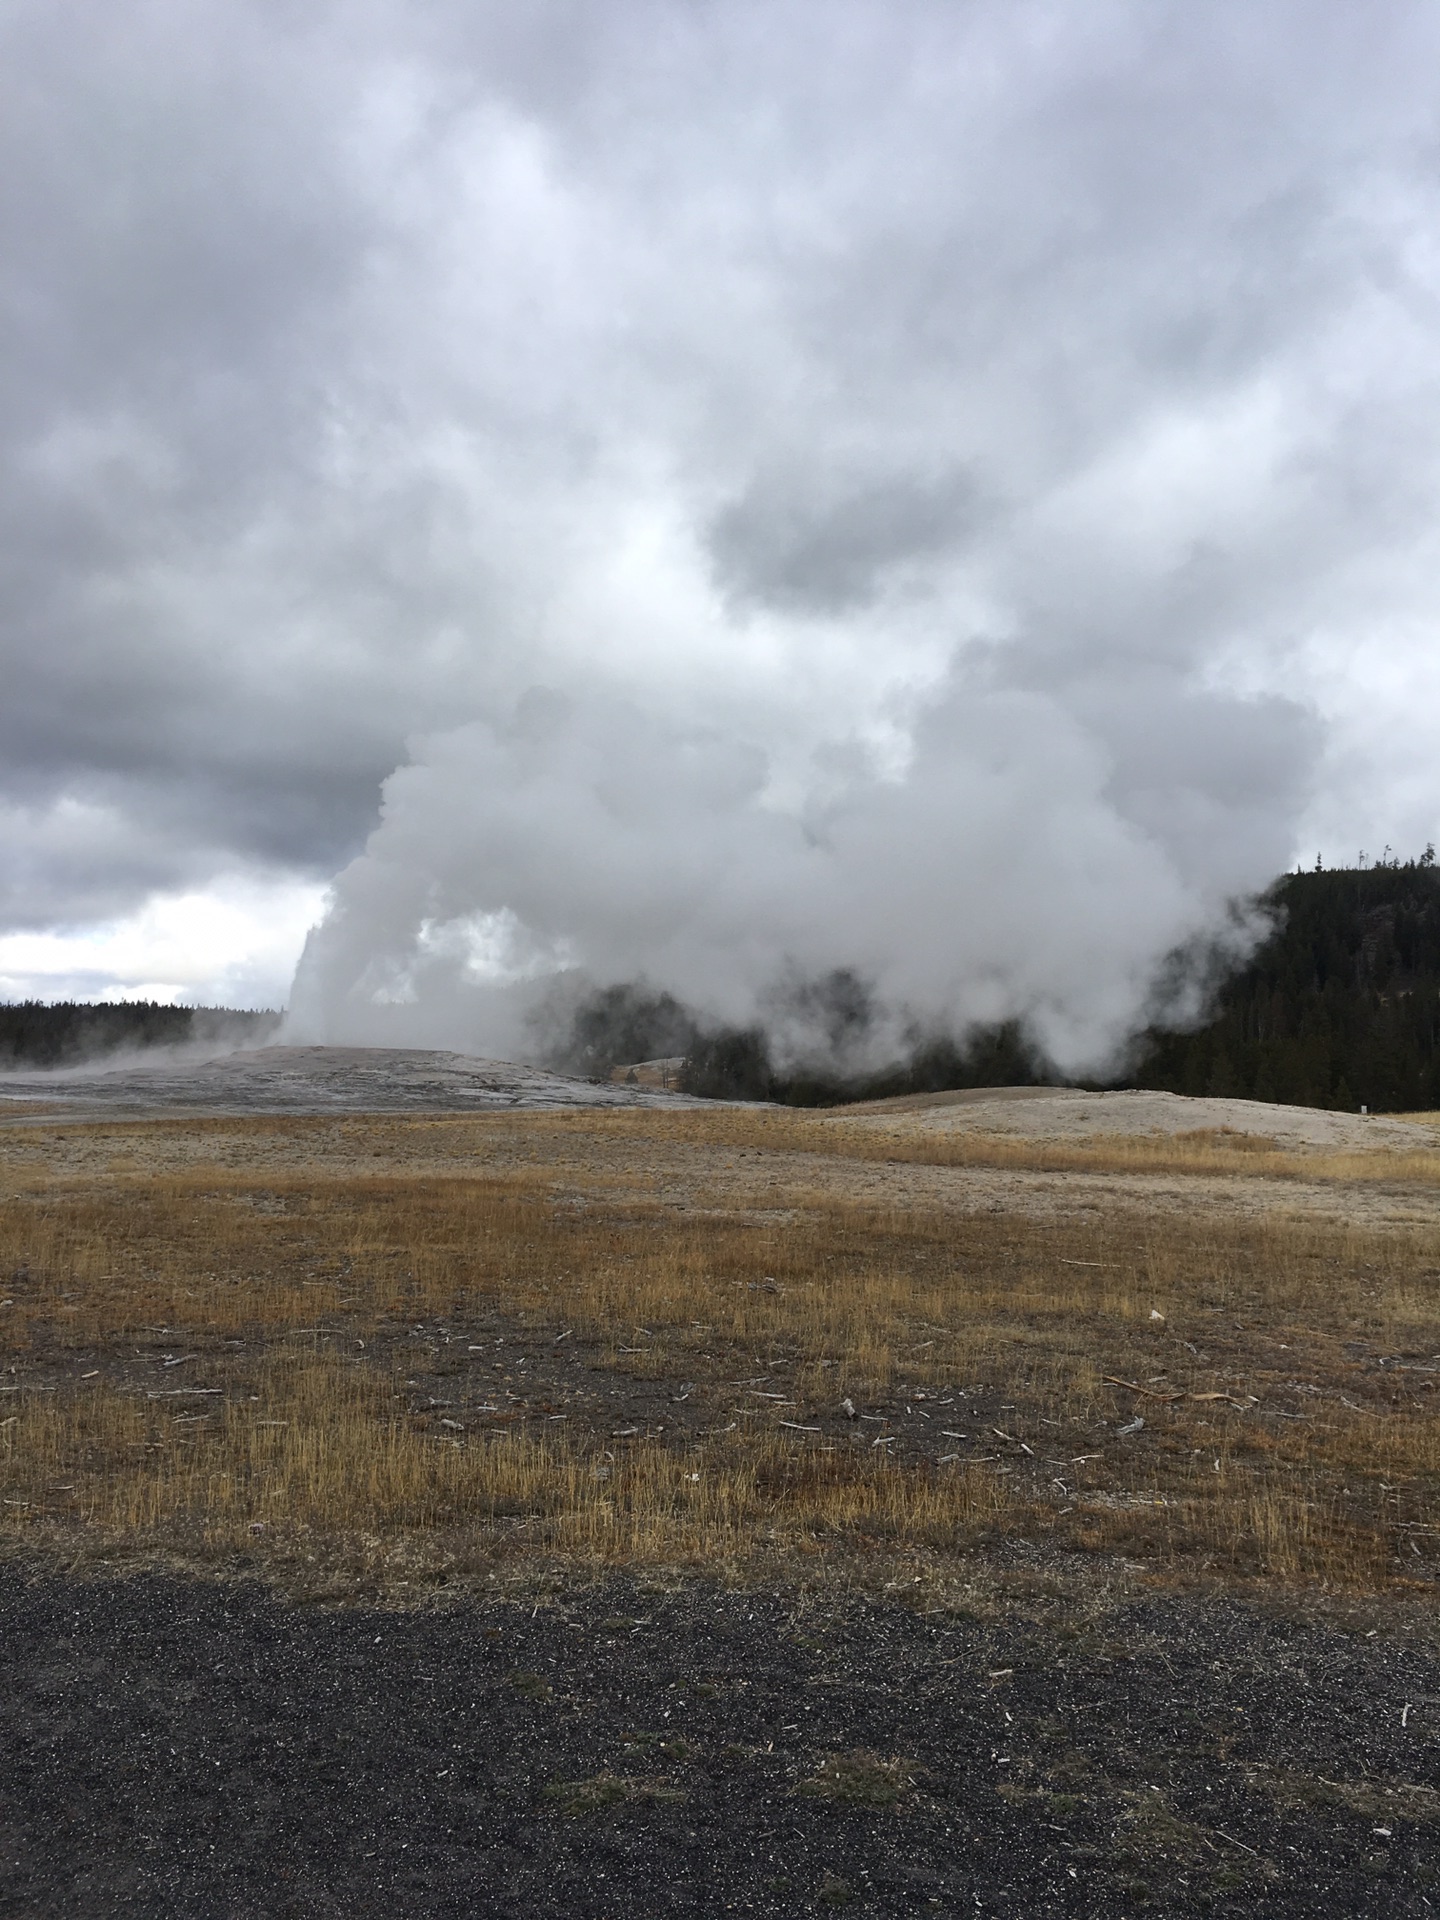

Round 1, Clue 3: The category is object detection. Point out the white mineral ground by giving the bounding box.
[822,1084,1436,1152]
[0,1048,1435,1158]
[0,1044,707,1117]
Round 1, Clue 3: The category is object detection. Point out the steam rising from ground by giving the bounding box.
[291,673,1301,1076]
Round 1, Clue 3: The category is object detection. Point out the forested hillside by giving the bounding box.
[682,853,1440,1111]
[515,854,1440,1113]
[0,1003,279,1070]
[1126,853,1440,1111]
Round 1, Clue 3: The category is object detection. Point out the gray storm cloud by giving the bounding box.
[3,2,1439,1043]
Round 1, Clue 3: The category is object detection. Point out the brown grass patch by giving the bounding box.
[541,1772,686,1815]
[1257,1768,1440,1823]
[1,1108,1437,1592]
[798,1751,916,1807]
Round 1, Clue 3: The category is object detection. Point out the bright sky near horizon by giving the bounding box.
[3,3,1439,1057]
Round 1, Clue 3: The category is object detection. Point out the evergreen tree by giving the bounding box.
[0,1002,277,1069]
[1125,856,1440,1112]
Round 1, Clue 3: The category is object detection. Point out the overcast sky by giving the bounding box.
[3,2,1439,1061]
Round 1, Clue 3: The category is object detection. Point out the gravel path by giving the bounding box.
[3,1568,1437,1917]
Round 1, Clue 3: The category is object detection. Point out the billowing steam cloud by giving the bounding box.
[6,3,1440,1028]
[291,666,1312,1075]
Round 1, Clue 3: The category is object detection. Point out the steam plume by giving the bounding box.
[290,670,1308,1077]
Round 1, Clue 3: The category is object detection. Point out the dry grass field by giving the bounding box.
[3,1102,1439,1598]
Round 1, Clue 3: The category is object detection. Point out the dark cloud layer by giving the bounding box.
[2,3,1438,1039]
[709,466,984,615]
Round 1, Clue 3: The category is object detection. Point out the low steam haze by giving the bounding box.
[6,3,1440,1069]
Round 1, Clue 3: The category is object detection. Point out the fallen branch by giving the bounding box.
[1105,1378,1249,1409]
[1103,1376,1182,1402]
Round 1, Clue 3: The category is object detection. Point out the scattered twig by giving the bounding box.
[1209,1829,1260,1859]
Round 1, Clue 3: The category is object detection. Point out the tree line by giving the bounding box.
[0,1002,279,1069]
[1123,851,1440,1111]
[554,850,1440,1112]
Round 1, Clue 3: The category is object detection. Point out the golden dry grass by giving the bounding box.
[1,1106,1437,1593]
[816,1115,1440,1185]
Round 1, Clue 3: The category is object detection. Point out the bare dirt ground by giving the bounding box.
[3,1049,1439,1915]
[6,1566,1439,1918]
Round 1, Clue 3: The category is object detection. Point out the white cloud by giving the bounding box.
[0,876,327,1007]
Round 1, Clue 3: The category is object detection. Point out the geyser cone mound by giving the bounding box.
[0,1045,708,1117]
